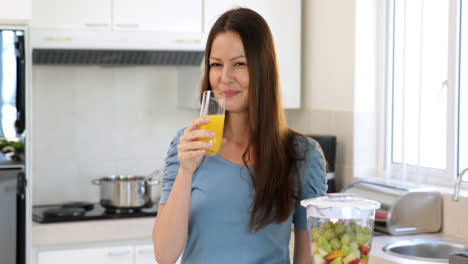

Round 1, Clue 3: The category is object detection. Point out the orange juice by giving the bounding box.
[198,114,225,156]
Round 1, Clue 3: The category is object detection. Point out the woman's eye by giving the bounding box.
[210,63,221,67]
[235,62,246,66]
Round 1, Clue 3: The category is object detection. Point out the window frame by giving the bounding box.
[380,0,462,187]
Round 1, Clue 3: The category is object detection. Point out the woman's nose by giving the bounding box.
[220,66,234,84]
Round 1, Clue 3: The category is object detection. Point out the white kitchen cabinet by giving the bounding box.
[134,245,157,264]
[37,246,133,264]
[31,0,112,30]
[135,244,182,264]
[203,0,301,109]
[0,0,31,21]
[32,0,202,33]
[113,0,202,32]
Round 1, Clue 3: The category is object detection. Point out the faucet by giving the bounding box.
[453,167,468,201]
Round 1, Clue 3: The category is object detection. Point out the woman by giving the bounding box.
[153,8,327,264]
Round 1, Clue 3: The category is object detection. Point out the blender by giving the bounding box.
[301,194,381,264]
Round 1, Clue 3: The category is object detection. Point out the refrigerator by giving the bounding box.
[0,28,26,264]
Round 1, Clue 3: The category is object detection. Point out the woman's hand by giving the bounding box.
[177,116,214,173]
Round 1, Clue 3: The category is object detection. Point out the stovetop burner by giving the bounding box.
[43,207,86,218]
[33,202,158,224]
[104,207,141,214]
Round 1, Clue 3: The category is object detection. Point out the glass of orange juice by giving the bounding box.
[198,90,226,156]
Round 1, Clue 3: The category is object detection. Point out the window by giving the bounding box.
[459,0,468,174]
[0,30,19,139]
[387,0,466,184]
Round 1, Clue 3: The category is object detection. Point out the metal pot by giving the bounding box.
[92,175,159,209]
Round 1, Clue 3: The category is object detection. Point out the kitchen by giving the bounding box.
[1,0,468,264]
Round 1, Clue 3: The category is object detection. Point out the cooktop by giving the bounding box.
[32,202,158,224]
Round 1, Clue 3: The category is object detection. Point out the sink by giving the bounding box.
[383,239,468,263]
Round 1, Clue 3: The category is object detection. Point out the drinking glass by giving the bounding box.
[198,90,226,156]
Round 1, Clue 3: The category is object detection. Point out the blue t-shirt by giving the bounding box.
[159,128,327,264]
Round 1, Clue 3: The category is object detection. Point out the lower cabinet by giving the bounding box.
[36,243,182,264]
[37,246,133,264]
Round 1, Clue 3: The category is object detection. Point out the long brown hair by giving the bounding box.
[200,8,304,232]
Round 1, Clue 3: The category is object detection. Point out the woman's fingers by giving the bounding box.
[180,129,214,144]
[178,149,206,160]
[177,141,212,152]
[185,116,210,133]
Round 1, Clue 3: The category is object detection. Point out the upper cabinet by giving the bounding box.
[112,0,202,32]
[31,0,202,32]
[0,0,32,22]
[203,0,301,109]
[32,0,112,30]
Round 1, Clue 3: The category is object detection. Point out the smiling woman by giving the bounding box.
[152,8,327,264]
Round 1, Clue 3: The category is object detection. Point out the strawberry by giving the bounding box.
[359,246,371,255]
[348,259,360,264]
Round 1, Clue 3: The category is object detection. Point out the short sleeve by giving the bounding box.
[159,128,185,205]
[293,137,328,230]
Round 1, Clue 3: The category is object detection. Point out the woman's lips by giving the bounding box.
[222,90,240,97]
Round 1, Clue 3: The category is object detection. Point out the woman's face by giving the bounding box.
[209,31,250,113]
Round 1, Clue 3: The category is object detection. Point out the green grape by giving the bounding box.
[340,233,350,245]
[312,229,323,241]
[350,241,359,250]
[324,228,336,241]
[322,220,334,229]
[341,244,351,257]
[364,226,372,235]
[356,232,367,246]
[356,225,364,234]
[349,221,357,231]
[345,224,353,234]
[310,227,320,235]
[318,236,333,253]
[335,222,346,237]
[330,238,342,250]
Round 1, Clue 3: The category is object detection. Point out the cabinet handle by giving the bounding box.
[115,24,140,28]
[107,249,132,257]
[85,23,109,27]
[137,249,154,255]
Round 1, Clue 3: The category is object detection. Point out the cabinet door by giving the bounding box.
[113,0,202,32]
[203,0,301,108]
[0,0,31,21]
[31,0,111,30]
[135,244,182,264]
[37,246,133,264]
[135,245,157,264]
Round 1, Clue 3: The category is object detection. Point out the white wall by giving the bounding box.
[32,66,197,204]
[286,0,380,190]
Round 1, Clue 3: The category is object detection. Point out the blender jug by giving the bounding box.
[301,194,380,264]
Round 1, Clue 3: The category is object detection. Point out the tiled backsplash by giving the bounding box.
[286,109,377,191]
[32,66,198,204]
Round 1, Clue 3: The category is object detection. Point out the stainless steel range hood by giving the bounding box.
[31,29,206,66]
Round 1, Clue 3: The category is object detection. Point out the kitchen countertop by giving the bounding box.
[370,232,465,264]
[32,217,156,247]
[33,218,464,263]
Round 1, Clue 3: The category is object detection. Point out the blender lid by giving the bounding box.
[301,193,381,210]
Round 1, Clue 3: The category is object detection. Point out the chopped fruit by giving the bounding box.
[360,259,368,264]
[311,241,319,254]
[318,247,329,258]
[359,246,370,255]
[326,249,343,260]
[313,253,326,264]
[308,220,374,264]
[330,257,343,264]
[343,252,358,263]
